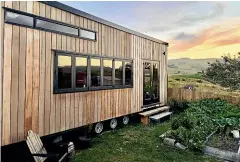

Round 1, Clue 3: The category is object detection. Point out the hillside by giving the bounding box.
[168,58,221,75]
[168,74,240,97]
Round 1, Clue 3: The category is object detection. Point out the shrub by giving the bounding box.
[167,98,240,151]
[168,98,189,114]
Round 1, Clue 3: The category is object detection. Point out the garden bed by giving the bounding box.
[207,132,239,152]
[166,98,240,151]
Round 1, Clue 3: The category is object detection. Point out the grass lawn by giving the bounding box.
[75,122,217,162]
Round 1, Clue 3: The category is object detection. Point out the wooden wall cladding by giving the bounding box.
[1,1,168,146]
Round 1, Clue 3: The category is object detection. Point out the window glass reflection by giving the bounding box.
[76,57,87,88]
[103,59,113,86]
[36,19,78,35]
[58,55,72,89]
[152,63,159,100]
[125,61,132,85]
[80,29,96,40]
[115,61,123,85]
[5,11,34,27]
[91,58,101,87]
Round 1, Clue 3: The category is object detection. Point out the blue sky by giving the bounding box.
[61,1,240,59]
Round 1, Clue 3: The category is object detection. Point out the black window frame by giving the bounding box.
[53,50,133,94]
[3,7,97,41]
[54,52,74,93]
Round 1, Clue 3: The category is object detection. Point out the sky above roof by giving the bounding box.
[61,1,240,59]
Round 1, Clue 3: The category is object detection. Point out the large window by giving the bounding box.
[4,8,96,41]
[90,58,101,87]
[103,59,113,86]
[54,51,133,93]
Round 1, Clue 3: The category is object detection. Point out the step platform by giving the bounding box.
[138,105,171,125]
[150,111,172,122]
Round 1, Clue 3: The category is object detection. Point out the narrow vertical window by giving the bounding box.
[152,63,159,102]
[103,59,113,86]
[58,55,72,89]
[115,60,123,86]
[75,57,88,88]
[90,58,101,87]
[125,61,133,86]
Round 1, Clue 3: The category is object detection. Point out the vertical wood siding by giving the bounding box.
[1,1,168,146]
[0,1,4,147]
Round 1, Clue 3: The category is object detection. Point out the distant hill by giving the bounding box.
[168,58,221,75]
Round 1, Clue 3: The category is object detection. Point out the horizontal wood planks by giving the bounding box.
[168,88,240,106]
[1,1,168,146]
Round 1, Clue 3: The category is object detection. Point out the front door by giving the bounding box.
[143,61,160,105]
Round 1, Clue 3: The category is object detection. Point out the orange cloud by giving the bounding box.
[169,18,240,58]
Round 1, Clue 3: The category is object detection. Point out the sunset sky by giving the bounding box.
[61,1,240,59]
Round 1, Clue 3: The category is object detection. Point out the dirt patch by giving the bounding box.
[207,133,239,152]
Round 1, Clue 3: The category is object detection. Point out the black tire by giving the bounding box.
[94,122,104,134]
[109,118,118,129]
[122,116,130,125]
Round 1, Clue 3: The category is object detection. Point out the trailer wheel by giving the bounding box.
[122,116,130,125]
[109,118,118,129]
[94,122,104,134]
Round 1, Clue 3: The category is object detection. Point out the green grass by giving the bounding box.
[168,74,240,97]
[170,74,204,80]
[75,123,217,162]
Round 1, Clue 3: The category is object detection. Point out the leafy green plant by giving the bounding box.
[167,98,240,151]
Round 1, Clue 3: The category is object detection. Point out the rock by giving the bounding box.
[204,146,240,162]
[175,142,187,150]
[163,138,176,147]
[231,130,240,139]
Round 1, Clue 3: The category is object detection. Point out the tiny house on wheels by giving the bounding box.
[0,1,169,147]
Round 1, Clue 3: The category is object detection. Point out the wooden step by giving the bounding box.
[139,106,170,117]
[150,112,172,121]
[141,102,162,110]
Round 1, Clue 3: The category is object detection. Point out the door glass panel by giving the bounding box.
[152,63,159,102]
[143,62,151,105]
